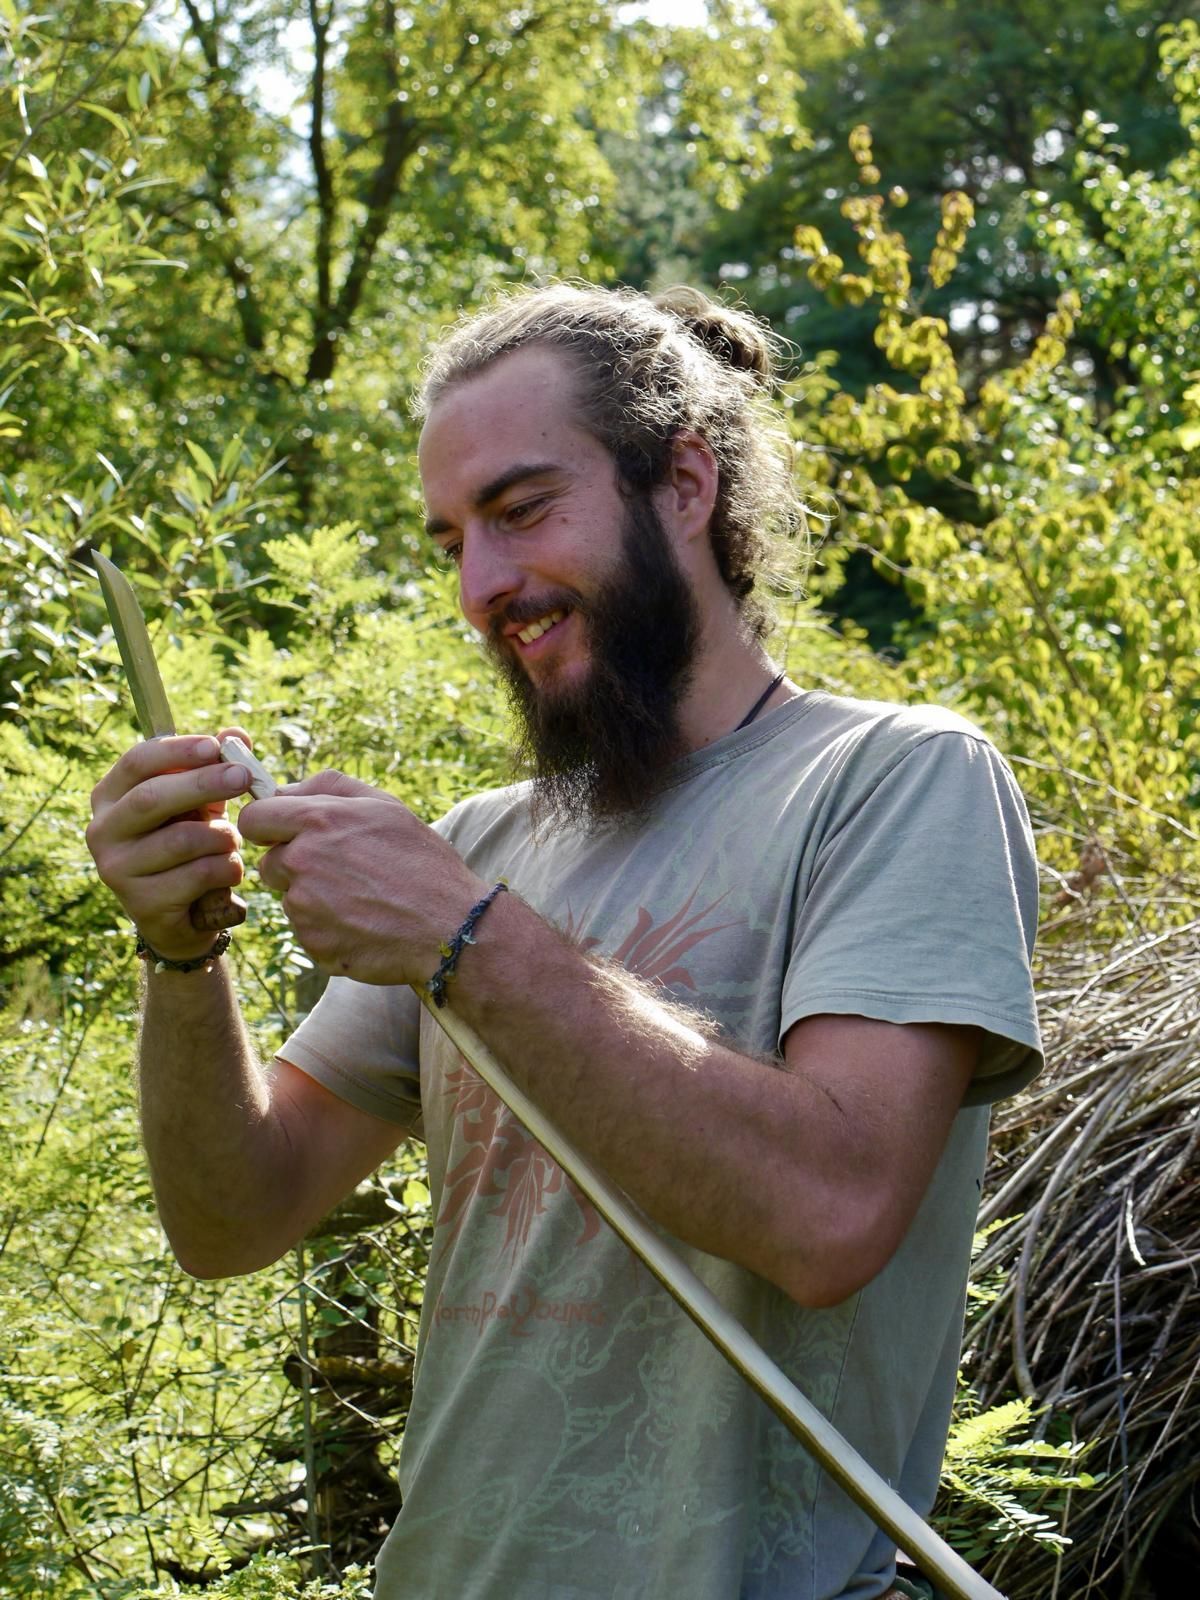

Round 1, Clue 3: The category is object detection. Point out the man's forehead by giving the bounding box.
[418,345,593,501]
[422,343,582,431]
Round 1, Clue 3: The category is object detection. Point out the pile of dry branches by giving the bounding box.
[966,915,1200,1597]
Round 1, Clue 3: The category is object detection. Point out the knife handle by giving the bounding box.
[188,737,279,933]
[190,888,247,932]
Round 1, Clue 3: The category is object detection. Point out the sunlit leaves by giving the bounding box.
[789,69,1200,901]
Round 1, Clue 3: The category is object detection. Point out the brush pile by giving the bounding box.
[964,914,1200,1596]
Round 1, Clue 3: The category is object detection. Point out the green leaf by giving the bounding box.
[218,436,244,478]
[184,440,219,483]
[79,99,131,135]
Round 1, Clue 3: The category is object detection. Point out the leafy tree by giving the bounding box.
[4,4,1198,1593]
[1033,20,1200,425]
[3,0,804,558]
[695,0,1191,385]
[783,24,1200,908]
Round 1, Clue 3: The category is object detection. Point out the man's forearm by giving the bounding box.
[139,963,298,1277]
[436,889,976,1307]
[440,891,841,1300]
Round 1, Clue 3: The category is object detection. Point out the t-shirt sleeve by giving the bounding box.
[277,976,423,1128]
[781,729,1042,1104]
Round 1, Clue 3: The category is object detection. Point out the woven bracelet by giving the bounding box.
[136,928,233,974]
[427,881,508,1009]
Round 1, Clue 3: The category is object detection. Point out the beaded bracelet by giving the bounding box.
[136,928,233,974]
[427,882,508,1009]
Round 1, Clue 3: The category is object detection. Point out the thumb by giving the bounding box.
[278,768,386,801]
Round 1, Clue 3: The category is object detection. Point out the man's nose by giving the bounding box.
[457,528,523,626]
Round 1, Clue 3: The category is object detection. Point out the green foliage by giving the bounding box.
[784,37,1200,910]
[695,0,1189,383]
[937,1398,1097,1566]
[923,1217,1102,1573]
[3,2,1196,1593]
[128,1555,371,1599]
[0,3,179,390]
[1033,19,1200,424]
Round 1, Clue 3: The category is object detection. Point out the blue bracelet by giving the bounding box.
[427,882,508,1009]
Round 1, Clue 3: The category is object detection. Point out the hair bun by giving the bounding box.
[653,285,775,387]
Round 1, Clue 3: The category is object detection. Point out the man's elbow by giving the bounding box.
[767,1207,905,1309]
[162,1220,298,1282]
[175,1250,276,1282]
[771,1259,881,1311]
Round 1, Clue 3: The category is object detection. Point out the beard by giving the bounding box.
[485,492,701,829]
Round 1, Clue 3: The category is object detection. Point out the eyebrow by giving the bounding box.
[424,461,563,537]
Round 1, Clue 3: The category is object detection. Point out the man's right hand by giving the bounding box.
[86,732,255,962]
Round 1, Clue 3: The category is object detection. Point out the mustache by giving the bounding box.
[485,589,586,643]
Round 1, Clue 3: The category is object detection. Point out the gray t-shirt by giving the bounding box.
[281,692,1042,1600]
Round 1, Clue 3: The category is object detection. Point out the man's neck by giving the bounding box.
[676,623,795,753]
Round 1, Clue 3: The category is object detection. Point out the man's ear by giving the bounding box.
[657,430,719,548]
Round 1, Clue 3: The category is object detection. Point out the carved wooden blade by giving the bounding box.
[93,550,244,933]
[93,550,176,739]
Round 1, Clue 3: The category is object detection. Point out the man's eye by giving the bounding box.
[438,541,463,566]
[505,498,543,524]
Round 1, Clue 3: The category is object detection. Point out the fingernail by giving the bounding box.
[223,765,249,789]
[194,737,220,760]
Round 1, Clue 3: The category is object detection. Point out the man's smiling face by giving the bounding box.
[419,345,627,693]
[418,344,701,823]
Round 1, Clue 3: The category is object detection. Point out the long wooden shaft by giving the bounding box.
[423,998,1008,1600]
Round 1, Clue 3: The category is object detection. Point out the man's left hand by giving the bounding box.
[239,770,484,986]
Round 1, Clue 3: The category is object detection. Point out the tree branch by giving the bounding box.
[177,0,269,354]
[308,0,337,325]
[305,0,416,381]
[300,4,561,382]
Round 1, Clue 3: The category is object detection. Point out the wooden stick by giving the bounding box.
[219,735,277,801]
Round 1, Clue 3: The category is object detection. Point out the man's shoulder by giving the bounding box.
[796,690,996,766]
[802,688,989,740]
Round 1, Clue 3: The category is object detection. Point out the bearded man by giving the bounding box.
[86,284,1042,1600]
